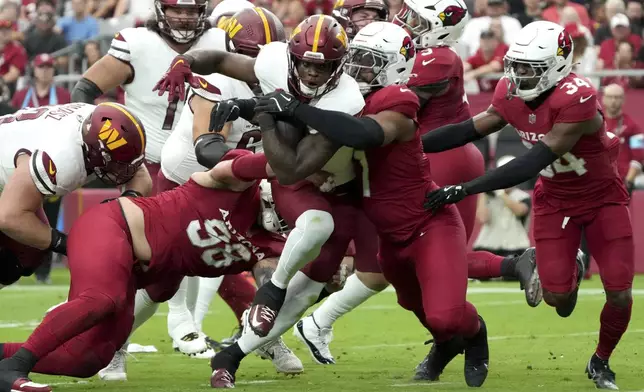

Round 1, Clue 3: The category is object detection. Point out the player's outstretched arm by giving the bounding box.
[421,106,507,153]
[198,151,273,189]
[0,156,66,254]
[72,54,132,103]
[183,50,258,84]
[122,164,153,197]
[257,113,340,185]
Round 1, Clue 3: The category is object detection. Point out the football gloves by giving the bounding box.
[153,55,200,102]
[424,185,468,213]
[255,89,300,117]
[210,99,242,132]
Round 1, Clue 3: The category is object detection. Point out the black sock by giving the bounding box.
[211,343,245,372]
[314,288,331,304]
[11,348,38,372]
[500,257,518,278]
[253,281,287,309]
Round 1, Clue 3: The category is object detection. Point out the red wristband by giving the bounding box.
[231,153,269,182]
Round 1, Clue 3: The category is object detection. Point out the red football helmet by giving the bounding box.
[221,7,286,57]
[332,0,389,39]
[83,103,146,186]
[288,15,349,99]
[155,0,208,44]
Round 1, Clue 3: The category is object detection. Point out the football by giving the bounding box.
[274,117,308,150]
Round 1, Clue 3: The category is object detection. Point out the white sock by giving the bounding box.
[119,289,160,351]
[312,274,380,329]
[194,276,224,332]
[167,277,198,340]
[270,210,334,289]
[237,271,325,354]
[186,276,200,316]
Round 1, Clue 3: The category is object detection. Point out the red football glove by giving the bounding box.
[153,55,200,102]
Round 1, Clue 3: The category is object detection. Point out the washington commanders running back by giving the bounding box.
[0,103,150,289]
[0,150,282,392]
[249,22,489,389]
[423,21,632,390]
[72,0,227,193]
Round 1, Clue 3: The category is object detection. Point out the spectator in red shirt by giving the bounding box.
[603,83,644,194]
[11,53,71,109]
[598,13,642,69]
[0,19,27,96]
[464,25,508,92]
[601,41,644,88]
[542,0,592,30]
[303,0,334,15]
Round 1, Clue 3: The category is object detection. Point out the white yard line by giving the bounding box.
[391,382,455,387]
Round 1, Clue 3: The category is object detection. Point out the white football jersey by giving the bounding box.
[161,73,260,184]
[0,103,94,196]
[107,27,228,163]
[253,41,365,186]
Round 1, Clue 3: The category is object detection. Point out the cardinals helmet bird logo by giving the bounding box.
[438,5,466,27]
[557,30,573,58]
[400,35,416,61]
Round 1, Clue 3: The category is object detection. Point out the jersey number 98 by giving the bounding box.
[186,219,251,268]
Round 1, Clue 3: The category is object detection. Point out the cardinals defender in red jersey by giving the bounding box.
[0,149,282,392]
[424,21,632,390]
[249,22,489,389]
[394,0,541,314]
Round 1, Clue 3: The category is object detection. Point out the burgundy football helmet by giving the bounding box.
[288,15,349,99]
[155,0,208,44]
[332,0,389,39]
[222,7,286,57]
[83,103,146,186]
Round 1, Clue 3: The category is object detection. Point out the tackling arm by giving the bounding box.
[121,164,153,196]
[0,156,64,252]
[258,113,340,185]
[183,50,258,84]
[72,55,132,103]
[461,113,602,195]
[421,106,507,153]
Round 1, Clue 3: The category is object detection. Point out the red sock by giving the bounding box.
[596,300,632,360]
[467,251,504,278]
[219,274,256,324]
[460,301,481,338]
[22,294,115,358]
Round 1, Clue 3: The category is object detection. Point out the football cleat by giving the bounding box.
[210,369,235,389]
[0,358,51,392]
[256,338,303,374]
[514,248,543,307]
[7,378,51,392]
[246,281,286,337]
[586,354,619,390]
[464,316,489,387]
[172,332,210,356]
[556,249,586,318]
[293,315,335,365]
[98,349,127,381]
[414,337,465,381]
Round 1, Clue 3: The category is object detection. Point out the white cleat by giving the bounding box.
[256,338,303,374]
[172,332,209,356]
[293,315,335,365]
[98,349,127,381]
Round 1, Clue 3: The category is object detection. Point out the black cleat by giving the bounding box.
[586,354,619,390]
[556,250,585,318]
[247,281,286,337]
[514,248,542,307]
[464,316,489,387]
[414,337,465,381]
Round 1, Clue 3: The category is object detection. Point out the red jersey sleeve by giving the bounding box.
[490,77,510,119]
[408,47,460,86]
[553,78,598,124]
[366,85,420,120]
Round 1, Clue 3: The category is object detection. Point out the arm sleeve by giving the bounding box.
[29,149,83,196]
[191,74,225,102]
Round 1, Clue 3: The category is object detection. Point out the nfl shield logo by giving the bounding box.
[528,113,536,124]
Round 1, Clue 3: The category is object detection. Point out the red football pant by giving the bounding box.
[352,209,380,273]
[377,205,480,342]
[533,204,634,293]
[427,145,505,278]
[219,273,256,324]
[8,202,136,377]
[271,179,359,283]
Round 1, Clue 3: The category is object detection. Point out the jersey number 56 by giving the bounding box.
[186,219,251,268]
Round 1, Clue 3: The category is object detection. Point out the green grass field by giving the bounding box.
[2,270,643,392]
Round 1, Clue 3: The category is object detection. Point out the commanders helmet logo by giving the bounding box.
[400,35,416,61]
[557,30,572,59]
[438,5,466,27]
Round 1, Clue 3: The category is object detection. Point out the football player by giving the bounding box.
[251,21,489,389]
[0,103,150,290]
[332,0,389,39]
[158,6,302,374]
[0,149,283,392]
[423,21,632,390]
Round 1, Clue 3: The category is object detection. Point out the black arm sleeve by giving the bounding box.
[292,104,384,149]
[463,141,559,195]
[71,77,104,104]
[421,119,483,153]
[194,133,231,169]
